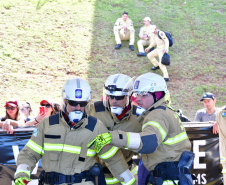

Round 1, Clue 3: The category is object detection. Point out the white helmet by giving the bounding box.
[104,74,133,96]
[133,73,168,94]
[62,77,91,101]
[103,74,133,108]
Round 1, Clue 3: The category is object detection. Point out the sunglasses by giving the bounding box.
[41,104,51,108]
[6,107,16,110]
[67,100,88,107]
[108,95,125,100]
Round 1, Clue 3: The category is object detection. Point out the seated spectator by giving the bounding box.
[195,92,218,122]
[0,100,25,134]
[20,102,33,122]
[25,99,56,126]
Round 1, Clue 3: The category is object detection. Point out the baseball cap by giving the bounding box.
[200,92,215,101]
[143,17,151,22]
[4,100,18,107]
[40,99,52,106]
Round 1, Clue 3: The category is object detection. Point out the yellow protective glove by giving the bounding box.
[87,133,112,153]
[14,177,31,185]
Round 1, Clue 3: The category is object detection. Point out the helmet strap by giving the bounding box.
[152,92,157,103]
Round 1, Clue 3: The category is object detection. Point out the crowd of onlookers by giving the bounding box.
[0,99,60,134]
[0,92,220,134]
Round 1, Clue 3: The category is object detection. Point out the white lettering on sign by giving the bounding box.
[193,140,206,169]
[193,173,207,184]
[12,145,38,174]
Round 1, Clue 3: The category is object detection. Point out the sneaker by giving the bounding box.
[164,78,169,82]
[151,66,160,70]
[115,44,121,49]
[137,52,146,56]
[129,45,134,51]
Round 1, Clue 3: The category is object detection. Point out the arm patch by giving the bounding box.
[138,134,158,154]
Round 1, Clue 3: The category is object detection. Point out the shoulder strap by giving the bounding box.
[49,114,59,126]
[149,105,166,112]
[94,101,105,112]
[157,31,162,39]
[155,106,166,111]
[85,116,97,132]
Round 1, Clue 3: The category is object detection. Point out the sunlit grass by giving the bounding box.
[0,0,96,114]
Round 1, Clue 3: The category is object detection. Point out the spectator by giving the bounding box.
[113,11,135,51]
[25,99,56,126]
[195,92,218,122]
[0,100,25,134]
[145,27,170,81]
[40,99,56,116]
[20,102,33,122]
[137,17,156,56]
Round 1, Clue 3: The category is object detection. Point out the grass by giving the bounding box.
[0,0,225,119]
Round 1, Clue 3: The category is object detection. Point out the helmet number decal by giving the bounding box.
[134,80,140,89]
[75,89,82,98]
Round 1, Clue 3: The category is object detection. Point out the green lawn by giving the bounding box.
[0,0,225,119]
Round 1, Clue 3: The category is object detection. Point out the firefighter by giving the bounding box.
[14,77,136,185]
[113,12,135,51]
[86,74,141,185]
[137,17,156,57]
[89,73,194,185]
[216,106,226,184]
[145,28,170,81]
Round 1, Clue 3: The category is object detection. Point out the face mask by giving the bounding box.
[68,111,83,123]
[110,107,123,116]
[136,106,146,116]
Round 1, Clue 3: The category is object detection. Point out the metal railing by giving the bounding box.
[0,122,215,133]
